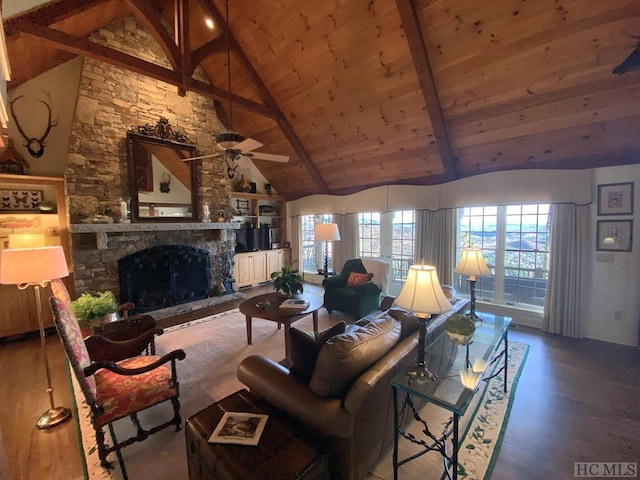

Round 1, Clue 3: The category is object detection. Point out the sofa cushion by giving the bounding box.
[289,321,346,378]
[387,307,420,341]
[346,271,373,287]
[310,315,400,398]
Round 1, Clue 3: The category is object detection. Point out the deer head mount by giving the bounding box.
[9,95,58,158]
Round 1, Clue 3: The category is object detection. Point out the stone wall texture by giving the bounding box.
[66,16,235,298]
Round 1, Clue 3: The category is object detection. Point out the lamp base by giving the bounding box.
[406,363,438,382]
[36,406,72,429]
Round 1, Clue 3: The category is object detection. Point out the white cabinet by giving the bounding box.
[235,248,291,288]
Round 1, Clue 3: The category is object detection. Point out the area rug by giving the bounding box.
[70,310,528,480]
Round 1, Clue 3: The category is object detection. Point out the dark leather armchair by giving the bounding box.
[322,258,382,318]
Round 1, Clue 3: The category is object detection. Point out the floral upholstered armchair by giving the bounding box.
[49,279,186,473]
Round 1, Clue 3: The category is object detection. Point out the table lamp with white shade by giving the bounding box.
[454,247,491,319]
[395,264,452,381]
[0,246,71,429]
[314,223,340,278]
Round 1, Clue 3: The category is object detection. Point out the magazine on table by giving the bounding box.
[279,298,310,310]
[208,412,268,446]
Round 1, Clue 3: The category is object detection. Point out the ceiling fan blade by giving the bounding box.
[250,152,290,163]
[183,152,223,161]
[236,137,263,153]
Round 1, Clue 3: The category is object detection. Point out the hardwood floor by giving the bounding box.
[1,284,638,480]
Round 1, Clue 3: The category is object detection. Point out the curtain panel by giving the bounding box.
[414,209,457,286]
[542,203,591,337]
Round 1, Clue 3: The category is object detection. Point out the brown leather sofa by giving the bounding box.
[237,296,468,480]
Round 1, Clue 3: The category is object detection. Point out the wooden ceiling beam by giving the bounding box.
[396,0,458,181]
[3,0,109,30]
[175,0,189,95]
[190,37,226,74]
[195,0,330,194]
[124,0,181,71]
[10,19,278,118]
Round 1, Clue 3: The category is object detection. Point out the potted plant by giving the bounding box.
[444,313,476,345]
[70,291,118,331]
[270,261,304,297]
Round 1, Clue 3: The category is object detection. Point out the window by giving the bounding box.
[301,214,333,273]
[358,210,415,295]
[456,204,550,309]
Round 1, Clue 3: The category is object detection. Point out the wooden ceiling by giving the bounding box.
[4,0,640,200]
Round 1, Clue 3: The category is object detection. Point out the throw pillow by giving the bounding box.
[289,321,346,378]
[346,271,373,287]
[388,307,420,340]
[310,315,400,398]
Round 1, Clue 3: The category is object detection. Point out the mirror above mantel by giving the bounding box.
[127,118,200,223]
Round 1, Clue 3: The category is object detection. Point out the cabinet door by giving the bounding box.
[235,254,253,287]
[250,252,267,284]
[0,283,54,337]
[266,250,281,276]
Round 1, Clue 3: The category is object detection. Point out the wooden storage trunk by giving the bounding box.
[185,389,329,480]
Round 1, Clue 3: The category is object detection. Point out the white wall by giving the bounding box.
[585,164,640,346]
[4,58,82,176]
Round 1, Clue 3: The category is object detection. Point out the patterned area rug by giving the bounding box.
[69,309,528,480]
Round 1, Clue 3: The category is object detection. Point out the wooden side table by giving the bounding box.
[186,389,329,480]
[84,314,159,362]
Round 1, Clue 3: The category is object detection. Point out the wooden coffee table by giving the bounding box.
[239,292,323,360]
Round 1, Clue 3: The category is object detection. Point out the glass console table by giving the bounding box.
[391,312,511,480]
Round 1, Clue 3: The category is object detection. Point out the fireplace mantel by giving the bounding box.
[70,222,241,233]
[70,222,240,249]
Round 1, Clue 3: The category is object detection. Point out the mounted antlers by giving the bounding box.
[9,95,58,158]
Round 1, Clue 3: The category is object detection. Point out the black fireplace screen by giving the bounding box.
[118,245,211,314]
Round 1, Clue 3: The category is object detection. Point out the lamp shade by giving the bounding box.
[0,246,69,285]
[395,265,452,316]
[314,223,341,242]
[454,247,491,277]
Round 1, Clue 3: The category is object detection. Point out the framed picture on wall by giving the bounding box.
[597,182,634,216]
[596,220,633,252]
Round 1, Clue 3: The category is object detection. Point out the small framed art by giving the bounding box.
[597,182,634,216]
[596,220,633,252]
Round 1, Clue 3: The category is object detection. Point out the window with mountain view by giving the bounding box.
[455,204,551,309]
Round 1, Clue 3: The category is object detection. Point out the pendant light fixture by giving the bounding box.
[216,0,244,149]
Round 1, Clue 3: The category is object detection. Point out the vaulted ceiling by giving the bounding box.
[4,0,640,200]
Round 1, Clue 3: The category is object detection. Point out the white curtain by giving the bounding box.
[290,215,302,269]
[414,209,457,286]
[542,203,591,337]
[333,213,359,271]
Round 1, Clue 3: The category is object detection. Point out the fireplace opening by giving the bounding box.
[118,245,211,314]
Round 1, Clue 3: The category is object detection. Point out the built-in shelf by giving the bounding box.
[69,222,241,233]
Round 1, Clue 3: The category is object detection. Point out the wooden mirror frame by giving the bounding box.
[126,119,200,223]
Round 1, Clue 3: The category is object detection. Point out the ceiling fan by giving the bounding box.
[185,0,288,177]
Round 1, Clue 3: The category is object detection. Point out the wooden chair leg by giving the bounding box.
[171,396,182,431]
[108,423,129,480]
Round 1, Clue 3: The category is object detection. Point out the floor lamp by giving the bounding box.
[314,223,340,278]
[395,264,452,382]
[454,247,491,319]
[0,246,72,429]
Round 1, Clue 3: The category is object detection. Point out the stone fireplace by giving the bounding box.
[63,16,243,315]
[70,223,242,319]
